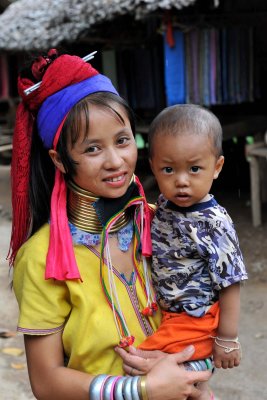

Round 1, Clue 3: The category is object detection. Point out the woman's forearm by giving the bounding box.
[24,333,92,400]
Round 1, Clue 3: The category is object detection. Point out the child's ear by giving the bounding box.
[214,155,224,179]
[48,149,66,174]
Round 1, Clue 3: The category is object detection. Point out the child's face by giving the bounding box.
[67,103,137,198]
[150,133,224,207]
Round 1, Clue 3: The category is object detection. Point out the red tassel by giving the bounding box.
[134,176,153,257]
[118,335,135,348]
[142,304,158,316]
[166,14,175,48]
[8,103,34,266]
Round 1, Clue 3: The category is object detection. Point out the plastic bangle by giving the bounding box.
[123,377,133,400]
[140,376,148,400]
[184,358,214,372]
[89,374,109,400]
[131,376,140,400]
[103,376,121,400]
[100,375,111,399]
[114,377,127,400]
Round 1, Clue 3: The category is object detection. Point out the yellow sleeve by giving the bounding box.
[13,225,71,335]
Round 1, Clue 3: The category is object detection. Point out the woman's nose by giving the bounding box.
[104,148,123,169]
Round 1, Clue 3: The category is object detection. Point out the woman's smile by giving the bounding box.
[103,173,127,187]
[68,104,137,198]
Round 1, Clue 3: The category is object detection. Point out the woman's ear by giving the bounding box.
[48,149,66,174]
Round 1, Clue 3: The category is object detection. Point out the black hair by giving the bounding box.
[29,91,135,236]
[148,104,223,158]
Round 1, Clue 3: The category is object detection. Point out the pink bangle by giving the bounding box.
[110,376,121,400]
[100,375,111,399]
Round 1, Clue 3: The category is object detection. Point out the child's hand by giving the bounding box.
[212,338,242,368]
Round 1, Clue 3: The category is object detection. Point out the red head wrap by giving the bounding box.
[9,50,98,270]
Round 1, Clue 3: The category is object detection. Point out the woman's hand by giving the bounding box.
[115,345,165,375]
[116,345,212,400]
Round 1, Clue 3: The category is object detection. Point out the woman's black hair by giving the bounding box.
[29,91,135,236]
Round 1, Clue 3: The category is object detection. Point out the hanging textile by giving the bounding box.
[164,26,256,106]
[164,29,186,105]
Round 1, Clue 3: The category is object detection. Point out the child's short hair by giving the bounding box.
[148,104,223,158]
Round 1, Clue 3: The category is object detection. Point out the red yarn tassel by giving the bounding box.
[8,103,33,265]
[166,13,175,48]
[134,175,153,257]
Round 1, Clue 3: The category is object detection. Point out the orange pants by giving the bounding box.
[138,302,220,360]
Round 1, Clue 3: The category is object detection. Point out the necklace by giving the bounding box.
[69,219,134,252]
[67,177,157,348]
[67,180,130,233]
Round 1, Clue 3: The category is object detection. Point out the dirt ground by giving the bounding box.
[0,164,267,400]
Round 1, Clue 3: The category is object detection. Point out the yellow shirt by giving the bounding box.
[13,224,161,375]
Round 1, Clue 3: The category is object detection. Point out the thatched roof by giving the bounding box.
[0,0,197,51]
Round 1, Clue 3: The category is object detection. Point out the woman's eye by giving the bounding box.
[86,145,99,153]
[163,167,173,174]
[117,137,129,145]
[191,166,200,173]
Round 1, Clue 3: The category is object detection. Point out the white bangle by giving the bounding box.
[211,336,240,353]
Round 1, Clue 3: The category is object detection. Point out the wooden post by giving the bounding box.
[248,155,261,227]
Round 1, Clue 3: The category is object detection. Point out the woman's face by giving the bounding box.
[68,103,137,198]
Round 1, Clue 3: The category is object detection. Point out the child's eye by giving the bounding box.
[163,167,173,174]
[191,166,200,173]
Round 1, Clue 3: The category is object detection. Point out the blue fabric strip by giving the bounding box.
[164,30,186,105]
[37,74,118,149]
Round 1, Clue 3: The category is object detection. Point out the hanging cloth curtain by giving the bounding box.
[164,30,186,105]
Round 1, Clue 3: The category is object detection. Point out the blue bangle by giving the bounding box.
[102,376,118,400]
[123,377,133,400]
[184,360,208,371]
[184,357,214,373]
[114,376,127,400]
[131,376,140,400]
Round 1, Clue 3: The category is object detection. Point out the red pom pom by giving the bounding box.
[142,303,158,316]
[142,307,153,316]
[118,335,135,348]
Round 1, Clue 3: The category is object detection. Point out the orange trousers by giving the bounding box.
[138,302,220,360]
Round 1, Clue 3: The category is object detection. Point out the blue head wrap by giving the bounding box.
[37,74,119,149]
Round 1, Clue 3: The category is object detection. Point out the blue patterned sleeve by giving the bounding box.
[207,217,248,290]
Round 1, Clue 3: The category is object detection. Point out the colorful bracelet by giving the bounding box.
[89,374,145,400]
[184,358,214,372]
[131,376,140,400]
[89,374,109,400]
[123,377,133,399]
[140,376,149,400]
[113,376,127,400]
[103,376,121,400]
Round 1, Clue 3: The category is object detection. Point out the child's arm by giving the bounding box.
[212,283,242,368]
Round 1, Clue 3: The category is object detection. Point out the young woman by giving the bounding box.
[9,50,211,399]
